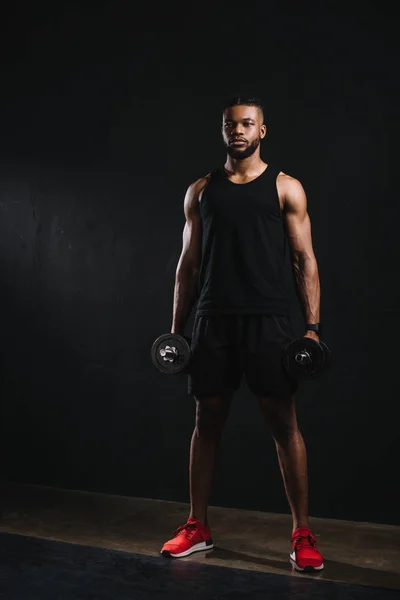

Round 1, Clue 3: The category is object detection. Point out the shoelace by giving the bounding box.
[174,522,197,539]
[294,533,316,550]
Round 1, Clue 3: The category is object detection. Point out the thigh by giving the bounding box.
[188,315,242,397]
[243,315,298,397]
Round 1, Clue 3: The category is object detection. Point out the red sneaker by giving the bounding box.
[290,527,324,571]
[161,517,214,558]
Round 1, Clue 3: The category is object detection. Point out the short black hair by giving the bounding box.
[222,95,265,123]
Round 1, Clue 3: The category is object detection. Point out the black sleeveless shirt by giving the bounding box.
[196,164,290,316]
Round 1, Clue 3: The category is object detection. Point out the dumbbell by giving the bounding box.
[151,333,192,374]
[151,332,331,381]
[282,337,331,381]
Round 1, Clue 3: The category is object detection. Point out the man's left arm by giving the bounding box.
[279,174,321,341]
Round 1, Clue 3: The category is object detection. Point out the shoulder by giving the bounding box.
[188,173,211,197]
[184,174,211,215]
[276,171,307,211]
[277,171,304,193]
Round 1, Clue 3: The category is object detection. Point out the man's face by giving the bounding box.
[222,105,266,159]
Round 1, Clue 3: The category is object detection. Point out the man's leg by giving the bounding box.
[161,315,239,557]
[189,393,232,525]
[258,394,309,532]
[160,392,232,557]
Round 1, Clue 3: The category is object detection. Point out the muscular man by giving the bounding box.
[160,95,324,572]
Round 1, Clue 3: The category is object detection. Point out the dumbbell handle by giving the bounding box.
[295,350,312,365]
[159,345,179,363]
[162,345,313,366]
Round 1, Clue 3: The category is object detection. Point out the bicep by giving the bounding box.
[283,179,315,261]
[178,183,204,270]
[181,213,202,268]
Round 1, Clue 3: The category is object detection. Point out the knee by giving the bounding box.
[195,401,229,439]
[269,418,300,446]
[262,410,299,445]
[259,395,299,444]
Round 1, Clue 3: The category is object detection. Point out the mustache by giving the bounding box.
[229,137,247,144]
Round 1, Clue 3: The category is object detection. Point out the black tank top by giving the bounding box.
[196,164,290,316]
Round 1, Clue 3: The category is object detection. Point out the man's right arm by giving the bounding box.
[171,176,209,335]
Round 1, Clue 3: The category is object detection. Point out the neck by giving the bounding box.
[224,153,266,176]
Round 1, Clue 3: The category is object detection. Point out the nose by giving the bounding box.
[232,123,245,135]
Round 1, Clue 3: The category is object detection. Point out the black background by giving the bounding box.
[0,1,399,525]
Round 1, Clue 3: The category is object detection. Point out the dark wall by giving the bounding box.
[0,2,399,525]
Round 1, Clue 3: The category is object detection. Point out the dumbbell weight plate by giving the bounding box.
[151,333,191,374]
[319,340,331,373]
[283,337,326,381]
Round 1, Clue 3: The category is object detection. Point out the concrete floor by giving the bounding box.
[0,481,399,591]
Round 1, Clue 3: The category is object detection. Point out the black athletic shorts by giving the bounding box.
[188,314,298,398]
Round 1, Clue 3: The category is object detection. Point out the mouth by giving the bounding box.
[230,139,247,146]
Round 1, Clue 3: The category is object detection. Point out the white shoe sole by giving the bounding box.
[290,552,324,572]
[161,540,214,558]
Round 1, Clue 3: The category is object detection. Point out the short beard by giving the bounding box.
[225,137,260,160]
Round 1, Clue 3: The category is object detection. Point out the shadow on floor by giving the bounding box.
[1,532,398,600]
[210,546,400,589]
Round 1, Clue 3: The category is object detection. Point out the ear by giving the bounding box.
[260,124,267,139]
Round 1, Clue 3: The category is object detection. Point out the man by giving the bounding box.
[160,95,324,572]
